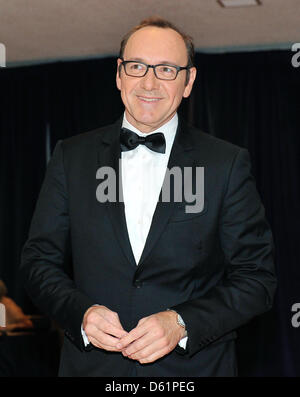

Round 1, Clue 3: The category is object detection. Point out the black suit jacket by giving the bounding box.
[20,116,277,376]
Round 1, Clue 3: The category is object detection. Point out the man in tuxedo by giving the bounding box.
[20,17,277,377]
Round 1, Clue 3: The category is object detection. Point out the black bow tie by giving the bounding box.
[120,128,166,154]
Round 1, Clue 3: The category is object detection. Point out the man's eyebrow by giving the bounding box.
[125,57,177,65]
[125,57,145,62]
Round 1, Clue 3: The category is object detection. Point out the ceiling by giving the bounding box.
[0,0,298,67]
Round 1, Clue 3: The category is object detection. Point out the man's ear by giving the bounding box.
[183,67,197,98]
[116,58,122,91]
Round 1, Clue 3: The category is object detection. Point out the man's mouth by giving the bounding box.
[137,96,162,103]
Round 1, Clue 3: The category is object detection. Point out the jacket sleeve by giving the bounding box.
[20,140,94,351]
[171,148,277,357]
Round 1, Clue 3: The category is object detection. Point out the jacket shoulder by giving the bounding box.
[60,122,116,150]
[189,124,245,155]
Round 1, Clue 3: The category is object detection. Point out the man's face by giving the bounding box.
[116,26,196,133]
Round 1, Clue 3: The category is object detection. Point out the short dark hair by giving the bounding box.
[118,16,195,85]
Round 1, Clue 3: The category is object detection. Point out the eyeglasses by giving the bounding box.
[119,58,190,81]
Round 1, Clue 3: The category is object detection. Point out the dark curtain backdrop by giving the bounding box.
[0,50,299,376]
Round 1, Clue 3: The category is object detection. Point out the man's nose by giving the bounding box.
[140,67,160,90]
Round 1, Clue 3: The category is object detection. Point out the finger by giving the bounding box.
[89,315,128,339]
[127,337,167,360]
[137,346,171,364]
[85,307,126,337]
[117,323,147,349]
[85,322,127,345]
[88,335,122,352]
[101,321,128,339]
[86,325,123,350]
[122,331,155,356]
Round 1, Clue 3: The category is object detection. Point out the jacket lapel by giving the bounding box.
[96,118,137,268]
[137,118,196,267]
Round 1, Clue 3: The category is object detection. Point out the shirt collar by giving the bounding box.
[122,112,178,156]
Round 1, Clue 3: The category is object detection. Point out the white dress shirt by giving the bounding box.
[121,112,177,264]
[82,112,187,349]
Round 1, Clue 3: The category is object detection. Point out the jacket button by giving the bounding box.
[134,279,142,288]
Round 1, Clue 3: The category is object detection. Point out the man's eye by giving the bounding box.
[162,67,173,73]
[158,66,176,75]
[130,63,144,70]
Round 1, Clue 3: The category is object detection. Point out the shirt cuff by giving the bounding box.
[178,335,188,349]
[81,323,90,347]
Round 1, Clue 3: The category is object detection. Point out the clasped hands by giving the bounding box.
[83,305,185,364]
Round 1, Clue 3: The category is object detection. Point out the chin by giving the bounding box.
[132,115,162,128]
